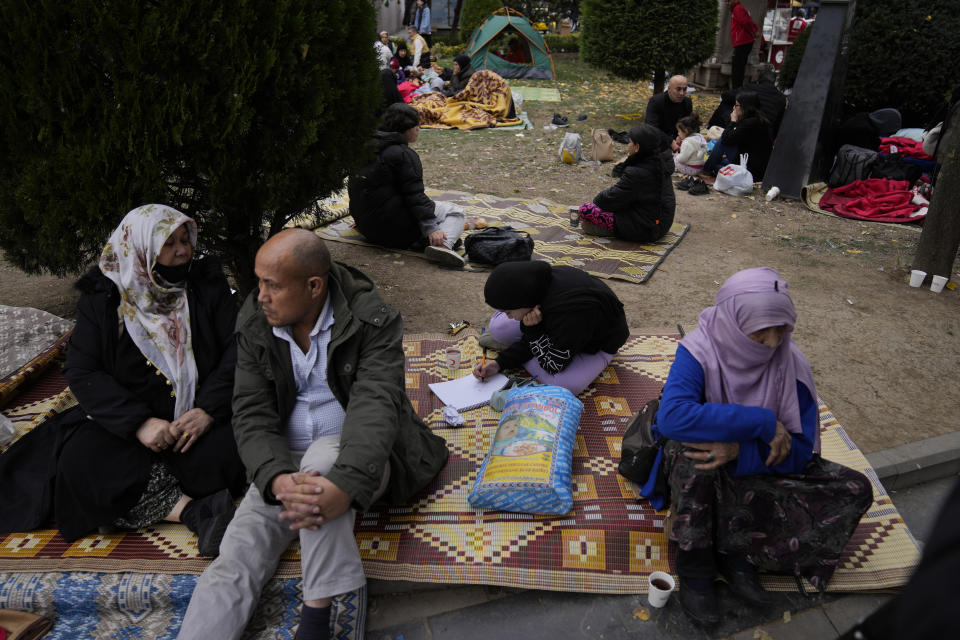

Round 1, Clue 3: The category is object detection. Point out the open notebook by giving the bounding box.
[428,372,509,412]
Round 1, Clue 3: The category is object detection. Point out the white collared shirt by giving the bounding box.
[272,296,347,453]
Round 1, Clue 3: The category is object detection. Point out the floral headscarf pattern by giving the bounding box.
[99,204,198,419]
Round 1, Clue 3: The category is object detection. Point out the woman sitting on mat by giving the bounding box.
[0,205,246,556]
[702,90,773,180]
[641,267,872,625]
[576,124,675,242]
[473,261,629,395]
[348,102,468,267]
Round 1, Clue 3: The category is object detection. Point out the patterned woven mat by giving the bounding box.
[0,333,919,595]
[0,571,362,640]
[312,189,690,284]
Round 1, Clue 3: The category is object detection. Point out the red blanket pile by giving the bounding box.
[819,178,925,224]
[878,136,932,160]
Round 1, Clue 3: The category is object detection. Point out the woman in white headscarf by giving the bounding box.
[0,205,245,556]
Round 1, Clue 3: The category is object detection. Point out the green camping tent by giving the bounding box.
[465,10,556,80]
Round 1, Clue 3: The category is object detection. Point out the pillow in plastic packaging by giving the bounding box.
[468,385,583,515]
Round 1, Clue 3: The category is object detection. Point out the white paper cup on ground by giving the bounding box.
[931,275,948,293]
[909,269,926,287]
[647,571,676,608]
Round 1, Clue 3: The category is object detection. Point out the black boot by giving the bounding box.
[678,580,721,626]
[676,547,721,625]
[718,554,773,606]
[180,489,235,557]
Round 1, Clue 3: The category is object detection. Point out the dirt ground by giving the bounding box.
[2,55,957,454]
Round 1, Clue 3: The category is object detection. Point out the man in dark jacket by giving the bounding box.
[178,230,449,640]
[349,103,467,267]
[644,75,693,144]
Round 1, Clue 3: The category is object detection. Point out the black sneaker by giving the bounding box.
[676,176,695,190]
[552,113,569,127]
[688,178,709,196]
[607,129,630,144]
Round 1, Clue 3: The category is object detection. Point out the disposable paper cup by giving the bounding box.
[444,347,461,372]
[909,269,927,287]
[647,571,676,608]
[931,275,948,293]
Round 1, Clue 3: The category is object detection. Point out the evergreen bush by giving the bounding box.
[777,24,812,90]
[543,33,580,53]
[459,0,506,41]
[0,0,380,292]
[580,0,716,87]
[843,0,960,124]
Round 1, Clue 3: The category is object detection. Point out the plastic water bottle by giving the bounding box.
[765,186,780,201]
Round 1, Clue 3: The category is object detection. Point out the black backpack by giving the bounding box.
[828,144,878,188]
[869,152,923,184]
[463,226,534,265]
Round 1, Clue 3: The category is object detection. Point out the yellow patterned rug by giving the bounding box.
[0,334,920,596]
[309,189,690,284]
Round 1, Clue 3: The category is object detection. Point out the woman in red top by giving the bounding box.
[728,0,758,89]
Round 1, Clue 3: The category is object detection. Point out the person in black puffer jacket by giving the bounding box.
[348,103,468,266]
[575,124,676,242]
[702,90,773,181]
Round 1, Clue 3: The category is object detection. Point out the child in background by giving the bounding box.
[674,114,708,175]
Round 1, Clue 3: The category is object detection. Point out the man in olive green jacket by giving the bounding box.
[179,230,448,640]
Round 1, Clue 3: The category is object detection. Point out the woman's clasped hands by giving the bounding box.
[683,421,792,471]
[136,408,213,454]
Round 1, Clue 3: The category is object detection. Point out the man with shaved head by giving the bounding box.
[179,229,449,640]
[644,75,693,148]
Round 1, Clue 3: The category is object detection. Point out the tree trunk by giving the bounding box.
[453,0,465,34]
[652,68,666,94]
[913,102,960,280]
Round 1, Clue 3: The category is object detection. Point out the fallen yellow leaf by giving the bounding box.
[946,282,957,291]
[846,249,862,254]
[632,606,650,621]
[731,214,738,219]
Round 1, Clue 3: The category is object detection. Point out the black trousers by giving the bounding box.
[731,42,753,89]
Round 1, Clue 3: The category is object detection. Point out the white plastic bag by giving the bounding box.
[558,132,583,164]
[714,154,754,196]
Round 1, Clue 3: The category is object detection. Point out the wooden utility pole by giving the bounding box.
[913,103,960,281]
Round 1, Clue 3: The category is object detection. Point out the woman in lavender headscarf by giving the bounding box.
[640,267,872,625]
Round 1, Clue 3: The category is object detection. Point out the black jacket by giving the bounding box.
[594,148,676,242]
[445,65,474,96]
[644,92,693,139]
[0,258,245,540]
[348,131,436,250]
[720,116,773,180]
[496,266,629,375]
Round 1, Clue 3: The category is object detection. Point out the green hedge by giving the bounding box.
[431,42,466,59]
[580,0,716,82]
[459,0,504,40]
[777,25,811,90]
[843,0,960,123]
[543,33,579,52]
[780,1,960,124]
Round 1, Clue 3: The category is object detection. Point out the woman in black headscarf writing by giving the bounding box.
[474,261,629,395]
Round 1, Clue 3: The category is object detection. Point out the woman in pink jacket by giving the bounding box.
[728,0,759,89]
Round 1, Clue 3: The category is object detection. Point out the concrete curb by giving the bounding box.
[866,430,960,490]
